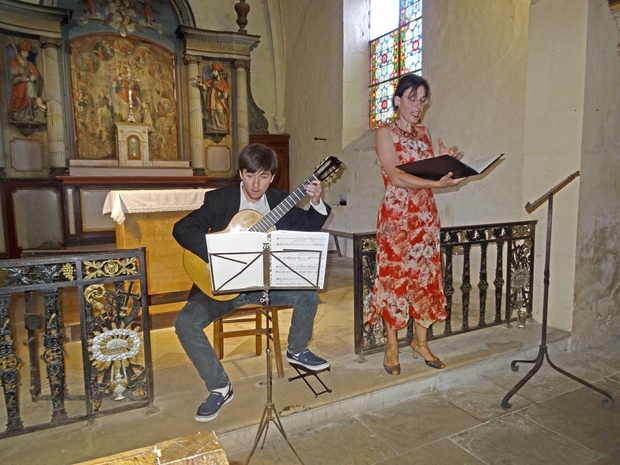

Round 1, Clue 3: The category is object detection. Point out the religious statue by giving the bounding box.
[197,61,230,135]
[95,90,112,142]
[33,97,47,123]
[7,39,44,123]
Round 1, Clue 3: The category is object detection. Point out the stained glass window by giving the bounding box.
[370,0,422,128]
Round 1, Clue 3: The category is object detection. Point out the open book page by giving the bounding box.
[205,231,266,292]
[465,153,504,174]
[397,153,503,180]
[269,231,329,289]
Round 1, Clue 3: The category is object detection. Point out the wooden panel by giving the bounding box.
[0,179,65,259]
[250,134,290,192]
[116,211,193,296]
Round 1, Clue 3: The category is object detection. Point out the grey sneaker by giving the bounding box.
[194,386,234,422]
[286,349,330,371]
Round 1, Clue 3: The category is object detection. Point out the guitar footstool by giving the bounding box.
[287,363,332,397]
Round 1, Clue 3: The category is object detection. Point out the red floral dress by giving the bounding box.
[368,124,447,330]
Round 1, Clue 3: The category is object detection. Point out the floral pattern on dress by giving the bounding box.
[368,124,447,330]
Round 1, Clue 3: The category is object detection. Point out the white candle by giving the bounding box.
[129,89,132,105]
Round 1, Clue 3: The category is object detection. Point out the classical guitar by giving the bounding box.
[183,156,343,301]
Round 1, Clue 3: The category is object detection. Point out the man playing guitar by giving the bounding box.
[173,143,332,422]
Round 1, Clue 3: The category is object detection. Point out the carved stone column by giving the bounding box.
[184,55,205,175]
[233,60,250,155]
[41,38,68,175]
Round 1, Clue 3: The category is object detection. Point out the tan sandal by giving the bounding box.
[410,341,445,370]
[383,342,401,375]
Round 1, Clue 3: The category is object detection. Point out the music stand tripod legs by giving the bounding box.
[244,247,306,465]
[501,173,614,410]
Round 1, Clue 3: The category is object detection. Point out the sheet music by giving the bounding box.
[269,231,329,289]
[205,230,329,292]
[466,153,504,174]
[206,232,266,292]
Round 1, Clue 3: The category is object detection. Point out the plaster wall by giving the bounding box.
[571,0,620,348]
[422,0,528,228]
[321,0,381,241]
[189,0,279,133]
[190,0,238,35]
[522,0,588,331]
[325,1,530,255]
[280,0,344,192]
[342,0,370,149]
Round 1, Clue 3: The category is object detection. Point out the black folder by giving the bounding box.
[397,153,504,181]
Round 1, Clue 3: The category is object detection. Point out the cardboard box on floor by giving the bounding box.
[74,430,229,465]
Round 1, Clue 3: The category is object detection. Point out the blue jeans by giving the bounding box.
[174,289,319,391]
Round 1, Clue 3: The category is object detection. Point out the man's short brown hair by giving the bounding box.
[238,143,278,174]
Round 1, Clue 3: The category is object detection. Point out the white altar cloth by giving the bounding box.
[103,189,211,224]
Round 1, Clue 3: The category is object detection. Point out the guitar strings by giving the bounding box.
[251,175,319,232]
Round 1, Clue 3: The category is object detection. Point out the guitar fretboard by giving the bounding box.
[250,175,319,232]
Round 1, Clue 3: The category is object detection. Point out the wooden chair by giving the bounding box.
[213,305,285,378]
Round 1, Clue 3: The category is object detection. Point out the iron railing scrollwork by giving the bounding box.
[0,248,155,439]
[354,221,536,360]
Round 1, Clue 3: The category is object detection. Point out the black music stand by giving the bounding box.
[207,232,328,465]
[501,171,614,409]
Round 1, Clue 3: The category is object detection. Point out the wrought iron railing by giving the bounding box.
[354,221,536,360]
[0,248,155,439]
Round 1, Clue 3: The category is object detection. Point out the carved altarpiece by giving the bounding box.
[67,34,180,161]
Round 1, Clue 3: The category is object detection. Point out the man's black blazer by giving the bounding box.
[173,184,331,290]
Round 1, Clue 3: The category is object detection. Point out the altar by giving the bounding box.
[103,189,212,325]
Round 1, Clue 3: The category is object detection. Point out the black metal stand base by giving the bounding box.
[288,364,332,397]
[502,173,614,411]
[501,343,615,410]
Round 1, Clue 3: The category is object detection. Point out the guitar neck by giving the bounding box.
[250,174,318,232]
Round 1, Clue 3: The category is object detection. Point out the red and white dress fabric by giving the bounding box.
[369,124,448,330]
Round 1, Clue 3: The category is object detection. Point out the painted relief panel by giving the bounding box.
[68,34,179,160]
[4,38,47,134]
[198,61,231,139]
[78,0,164,36]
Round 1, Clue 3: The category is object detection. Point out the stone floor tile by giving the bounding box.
[483,362,583,403]
[545,349,620,383]
[153,362,204,395]
[226,418,398,465]
[374,438,486,465]
[519,378,620,455]
[609,373,620,383]
[434,377,534,421]
[153,350,191,371]
[590,448,620,465]
[451,412,601,465]
[585,340,620,364]
[225,438,307,465]
[356,394,480,455]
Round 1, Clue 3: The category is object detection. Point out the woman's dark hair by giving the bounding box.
[393,73,430,107]
[238,143,278,174]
